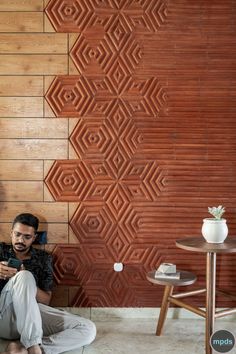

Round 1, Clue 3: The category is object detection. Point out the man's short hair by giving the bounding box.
[12,213,39,232]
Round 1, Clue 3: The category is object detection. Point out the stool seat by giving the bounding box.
[146,270,197,287]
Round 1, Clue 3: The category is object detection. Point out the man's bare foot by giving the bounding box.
[5,341,27,354]
[27,345,41,354]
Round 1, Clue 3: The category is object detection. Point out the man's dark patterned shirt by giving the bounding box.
[0,242,53,294]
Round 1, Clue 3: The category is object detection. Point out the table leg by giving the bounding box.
[205,252,216,354]
[156,285,174,336]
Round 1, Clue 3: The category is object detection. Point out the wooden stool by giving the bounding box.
[146,270,197,336]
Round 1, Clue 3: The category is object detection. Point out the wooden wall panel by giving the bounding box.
[0,34,67,54]
[0,160,43,180]
[0,181,43,201]
[0,98,43,117]
[0,55,68,75]
[0,13,43,32]
[1,0,236,308]
[0,119,68,138]
[0,76,43,96]
[0,1,43,11]
[42,0,236,308]
[0,140,68,159]
[0,202,68,222]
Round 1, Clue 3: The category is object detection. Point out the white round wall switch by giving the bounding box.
[114,262,123,272]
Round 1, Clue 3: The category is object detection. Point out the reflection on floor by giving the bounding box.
[0,316,235,354]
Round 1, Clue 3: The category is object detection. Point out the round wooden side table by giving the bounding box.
[176,236,236,354]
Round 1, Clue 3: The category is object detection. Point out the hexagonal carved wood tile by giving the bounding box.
[45,0,168,33]
[45,75,168,119]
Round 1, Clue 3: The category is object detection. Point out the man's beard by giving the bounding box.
[13,243,27,252]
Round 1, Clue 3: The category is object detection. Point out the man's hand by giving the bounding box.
[0,261,17,280]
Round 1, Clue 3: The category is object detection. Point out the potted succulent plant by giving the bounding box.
[201,205,228,243]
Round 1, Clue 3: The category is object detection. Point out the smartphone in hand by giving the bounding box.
[7,258,22,271]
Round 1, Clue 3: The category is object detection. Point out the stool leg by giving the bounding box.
[156,285,174,336]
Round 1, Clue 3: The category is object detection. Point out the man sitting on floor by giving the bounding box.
[0,213,96,354]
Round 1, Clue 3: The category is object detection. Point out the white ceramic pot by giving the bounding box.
[201,218,228,243]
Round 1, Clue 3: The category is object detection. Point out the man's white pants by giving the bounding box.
[0,271,96,354]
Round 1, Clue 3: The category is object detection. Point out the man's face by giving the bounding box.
[11,222,36,253]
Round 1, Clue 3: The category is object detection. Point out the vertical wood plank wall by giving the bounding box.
[0,0,236,307]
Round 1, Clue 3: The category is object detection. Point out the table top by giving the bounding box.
[147,270,197,287]
[176,236,236,253]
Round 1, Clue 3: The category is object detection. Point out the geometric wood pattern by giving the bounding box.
[45,76,168,119]
[45,160,166,202]
[70,33,142,75]
[45,0,168,33]
[44,0,236,307]
[53,244,90,286]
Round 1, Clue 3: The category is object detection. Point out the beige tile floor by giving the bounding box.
[0,317,235,354]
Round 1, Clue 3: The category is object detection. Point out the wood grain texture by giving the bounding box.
[0,0,43,11]
[0,118,68,138]
[0,202,68,222]
[0,55,68,75]
[0,13,43,32]
[0,98,43,117]
[44,14,55,33]
[0,181,43,201]
[0,34,67,54]
[0,76,43,96]
[0,140,68,159]
[0,0,236,308]
[42,0,236,308]
[0,160,43,180]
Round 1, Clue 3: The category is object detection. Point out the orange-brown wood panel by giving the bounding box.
[0,98,43,117]
[40,0,236,308]
[0,55,68,75]
[0,181,43,202]
[0,34,68,54]
[0,160,44,180]
[0,118,68,138]
[0,140,68,159]
[0,0,43,11]
[0,76,43,96]
[0,13,43,32]
[0,202,68,223]
[1,0,236,308]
